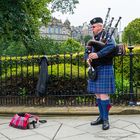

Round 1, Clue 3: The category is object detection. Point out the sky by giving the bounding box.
[52,0,140,31]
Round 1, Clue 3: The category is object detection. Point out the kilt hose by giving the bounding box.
[87,65,115,94]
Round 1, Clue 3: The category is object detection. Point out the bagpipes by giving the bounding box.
[87,8,126,80]
[86,9,126,57]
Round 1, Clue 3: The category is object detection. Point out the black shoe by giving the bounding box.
[90,117,103,125]
[102,120,110,130]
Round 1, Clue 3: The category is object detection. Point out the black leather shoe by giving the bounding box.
[90,117,103,125]
[102,120,110,130]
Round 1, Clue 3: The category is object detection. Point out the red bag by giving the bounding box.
[9,113,39,129]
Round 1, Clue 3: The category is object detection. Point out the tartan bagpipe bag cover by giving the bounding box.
[9,113,39,129]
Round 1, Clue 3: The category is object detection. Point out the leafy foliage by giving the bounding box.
[122,18,140,45]
[51,0,79,14]
[0,0,79,52]
[1,49,140,96]
[27,37,62,55]
[0,37,84,55]
[26,37,84,55]
[60,38,84,53]
[83,35,92,45]
[2,41,27,56]
[0,0,51,50]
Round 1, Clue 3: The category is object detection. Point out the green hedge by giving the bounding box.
[0,48,140,94]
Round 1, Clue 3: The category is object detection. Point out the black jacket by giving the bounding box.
[36,56,49,97]
[91,31,116,68]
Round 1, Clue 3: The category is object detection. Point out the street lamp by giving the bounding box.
[128,36,135,106]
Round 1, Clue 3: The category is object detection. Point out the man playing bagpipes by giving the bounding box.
[86,16,117,130]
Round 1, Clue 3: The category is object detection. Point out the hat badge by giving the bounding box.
[93,19,96,22]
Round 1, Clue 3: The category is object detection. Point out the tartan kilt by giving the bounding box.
[87,65,115,94]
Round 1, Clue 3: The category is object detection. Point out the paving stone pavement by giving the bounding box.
[1,115,140,140]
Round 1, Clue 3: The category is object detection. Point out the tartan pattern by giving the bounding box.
[9,113,31,129]
[9,113,39,129]
[87,65,115,94]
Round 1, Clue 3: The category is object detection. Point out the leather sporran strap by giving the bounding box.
[88,66,97,80]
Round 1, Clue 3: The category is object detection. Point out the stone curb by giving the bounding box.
[0,106,140,116]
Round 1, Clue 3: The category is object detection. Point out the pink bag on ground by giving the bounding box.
[9,113,39,129]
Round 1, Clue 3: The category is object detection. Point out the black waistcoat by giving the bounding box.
[91,31,113,68]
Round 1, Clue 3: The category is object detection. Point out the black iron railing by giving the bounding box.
[0,52,140,106]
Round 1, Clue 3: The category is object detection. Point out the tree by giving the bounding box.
[83,35,92,45]
[0,0,51,50]
[51,0,79,14]
[60,38,84,53]
[0,0,79,52]
[122,18,140,45]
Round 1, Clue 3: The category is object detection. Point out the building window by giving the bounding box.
[48,26,51,34]
[58,26,61,34]
[53,26,56,33]
[51,27,54,33]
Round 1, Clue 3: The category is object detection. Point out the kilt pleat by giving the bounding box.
[87,65,115,94]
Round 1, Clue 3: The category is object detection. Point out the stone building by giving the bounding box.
[82,22,92,37]
[40,17,120,43]
[40,17,71,41]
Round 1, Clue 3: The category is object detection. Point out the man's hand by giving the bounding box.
[88,53,98,59]
[87,59,91,65]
